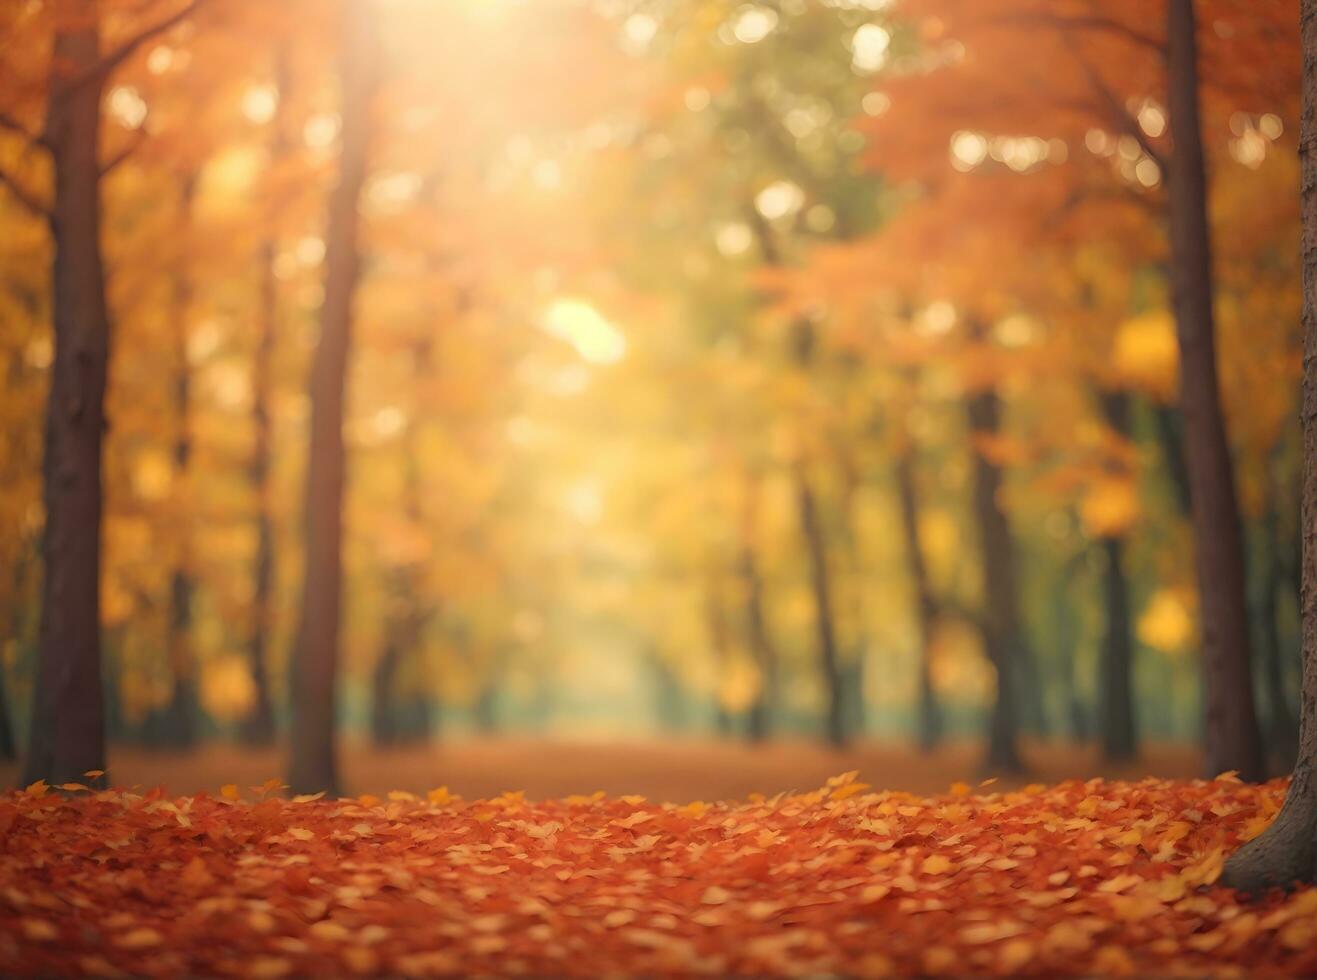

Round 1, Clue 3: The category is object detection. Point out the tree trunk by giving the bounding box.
[1221,0,1317,887]
[159,176,199,748]
[370,637,402,746]
[1257,521,1299,771]
[370,338,435,747]
[1099,535,1137,760]
[1152,402,1194,516]
[1165,0,1265,782]
[242,250,278,744]
[1053,555,1091,741]
[740,539,776,742]
[739,477,776,742]
[795,463,846,748]
[287,0,377,796]
[0,658,14,761]
[966,387,1025,774]
[241,50,293,747]
[706,581,734,736]
[23,2,109,787]
[1096,390,1138,761]
[894,446,942,752]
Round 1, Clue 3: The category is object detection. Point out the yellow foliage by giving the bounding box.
[1137,590,1196,655]
[1113,312,1179,400]
[1079,475,1139,539]
[199,656,257,722]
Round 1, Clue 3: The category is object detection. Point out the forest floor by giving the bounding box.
[0,737,1203,800]
[2,765,1314,976]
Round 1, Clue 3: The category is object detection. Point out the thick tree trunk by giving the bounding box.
[1253,493,1299,770]
[894,446,942,752]
[23,4,109,787]
[795,464,846,748]
[1165,0,1265,782]
[1096,390,1138,761]
[287,0,377,796]
[966,387,1025,774]
[1222,0,1317,887]
[159,176,199,748]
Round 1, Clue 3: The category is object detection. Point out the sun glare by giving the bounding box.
[541,298,627,364]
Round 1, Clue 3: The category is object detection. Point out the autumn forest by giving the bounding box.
[3,0,1317,975]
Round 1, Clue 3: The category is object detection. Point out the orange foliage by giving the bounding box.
[0,773,1313,976]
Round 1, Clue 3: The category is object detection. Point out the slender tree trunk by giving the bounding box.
[159,176,199,748]
[966,386,1025,773]
[1221,0,1317,886]
[241,51,292,747]
[837,461,868,739]
[1053,556,1091,741]
[894,446,942,751]
[242,249,278,744]
[0,657,14,761]
[287,0,378,796]
[23,3,109,786]
[1152,402,1195,516]
[739,539,775,742]
[370,635,402,746]
[739,477,776,742]
[784,320,846,748]
[796,463,846,748]
[370,338,435,747]
[1099,535,1137,760]
[1096,390,1138,761]
[706,581,734,736]
[1165,0,1265,782]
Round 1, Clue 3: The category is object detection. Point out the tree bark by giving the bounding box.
[242,239,278,744]
[0,656,14,761]
[1096,390,1138,761]
[1165,0,1265,782]
[159,176,199,748]
[1152,402,1195,516]
[894,444,943,752]
[241,50,293,747]
[795,463,846,748]
[1256,504,1299,771]
[1099,534,1137,760]
[966,386,1025,774]
[706,580,734,736]
[287,0,378,796]
[739,539,776,742]
[1221,0,1317,888]
[370,338,435,747]
[23,1,110,787]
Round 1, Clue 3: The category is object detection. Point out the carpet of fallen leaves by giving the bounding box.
[1,772,1315,977]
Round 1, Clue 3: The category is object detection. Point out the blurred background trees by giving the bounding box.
[0,0,1304,793]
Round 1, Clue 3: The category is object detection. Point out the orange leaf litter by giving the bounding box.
[2,771,1316,976]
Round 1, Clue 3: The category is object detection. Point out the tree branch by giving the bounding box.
[0,111,38,147]
[63,0,206,92]
[0,167,50,220]
[1065,38,1168,177]
[101,130,147,177]
[990,12,1163,52]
